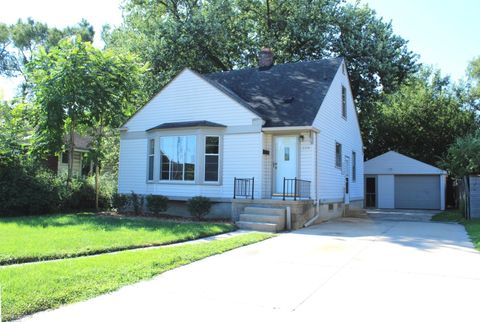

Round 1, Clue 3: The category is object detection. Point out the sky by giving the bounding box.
[1,0,479,99]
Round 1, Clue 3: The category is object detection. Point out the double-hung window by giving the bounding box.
[335,142,342,168]
[160,136,196,181]
[204,136,219,182]
[341,85,347,118]
[352,151,356,182]
[148,139,155,181]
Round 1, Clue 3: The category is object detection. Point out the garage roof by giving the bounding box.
[364,151,447,175]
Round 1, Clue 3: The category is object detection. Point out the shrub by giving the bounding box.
[187,196,212,220]
[146,194,169,215]
[130,191,144,216]
[112,193,128,212]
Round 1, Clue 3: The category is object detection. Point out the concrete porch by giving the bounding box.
[232,198,315,232]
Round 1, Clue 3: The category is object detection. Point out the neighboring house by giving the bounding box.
[45,133,93,178]
[118,49,364,230]
[364,151,447,210]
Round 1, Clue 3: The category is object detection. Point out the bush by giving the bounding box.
[0,158,118,216]
[113,193,128,212]
[146,194,169,215]
[130,191,144,216]
[187,196,212,220]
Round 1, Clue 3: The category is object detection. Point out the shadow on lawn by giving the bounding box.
[0,213,232,232]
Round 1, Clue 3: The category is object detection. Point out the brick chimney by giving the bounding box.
[258,48,273,69]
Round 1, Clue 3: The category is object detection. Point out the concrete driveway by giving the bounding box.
[21,212,480,322]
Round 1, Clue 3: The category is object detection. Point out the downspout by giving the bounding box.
[304,132,320,228]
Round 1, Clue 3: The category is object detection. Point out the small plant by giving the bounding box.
[146,194,169,215]
[187,196,212,220]
[112,193,128,212]
[130,191,144,216]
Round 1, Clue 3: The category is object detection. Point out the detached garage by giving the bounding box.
[364,151,447,210]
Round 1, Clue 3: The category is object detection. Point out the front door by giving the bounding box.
[274,136,298,194]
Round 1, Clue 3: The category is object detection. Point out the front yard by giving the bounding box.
[0,232,271,321]
[0,213,235,264]
[0,213,272,321]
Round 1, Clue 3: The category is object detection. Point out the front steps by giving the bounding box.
[236,206,286,232]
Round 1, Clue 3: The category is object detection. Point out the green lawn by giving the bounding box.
[432,209,480,250]
[0,232,272,321]
[0,213,235,264]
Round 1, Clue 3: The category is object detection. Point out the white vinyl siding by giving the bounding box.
[313,62,364,202]
[124,69,259,132]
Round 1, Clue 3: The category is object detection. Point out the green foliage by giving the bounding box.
[0,232,269,321]
[0,18,94,79]
[0,158,117,216]
[467,55,480,110]
[440,130,480,178]
[146,194,169,215]
[187,196,212,220]
[0,213,235,265]
[105,0,418,110]
[0,162,61,215]
[368,68,479,163]
[0,100,32,162]
[431,210,464,222]
[112,193,129,211]
[130,191,145,216]
[26,37,146,184]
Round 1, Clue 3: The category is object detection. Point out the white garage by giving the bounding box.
[364,151,447,210]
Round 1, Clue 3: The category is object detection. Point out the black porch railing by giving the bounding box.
[233,177,255,199]
[283,177,311,200]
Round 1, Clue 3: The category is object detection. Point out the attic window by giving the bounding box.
[283,96,294,103]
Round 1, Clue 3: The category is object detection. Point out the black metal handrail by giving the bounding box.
[283,177,311,200]
[233,177,255,199]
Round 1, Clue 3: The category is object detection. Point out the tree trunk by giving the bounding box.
[95,162,100,211]
[67,115,75,185]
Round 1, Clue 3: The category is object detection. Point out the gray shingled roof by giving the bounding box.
[147,120,226,131]
[203,57,343,127]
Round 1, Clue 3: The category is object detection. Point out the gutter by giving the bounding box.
[262,126,320,133]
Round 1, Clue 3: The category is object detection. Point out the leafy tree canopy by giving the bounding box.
[368,67,479,164]
[105,0,419,119]
[0,18,94,80]
[441,129,480,178]
[27,37,147,180]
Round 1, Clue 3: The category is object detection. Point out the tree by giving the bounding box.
[467,56,480,111]
[368,68,479,164]
[104,0,418,111]
[0,18,94,83]
[441,130,480,178]
[27,37,146,193]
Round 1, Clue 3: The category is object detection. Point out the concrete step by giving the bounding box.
[345,208,368,218]
[239,213,285,225]
[236,221,279,233]
[244,206,285,216]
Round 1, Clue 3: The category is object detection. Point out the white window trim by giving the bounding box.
[335,142,342,169]
[147,139,155,182]
[159,135,196,183]
[352,151,356,182]
[341,85,347,119]
[146,128,224,185]
[204,135,220,183]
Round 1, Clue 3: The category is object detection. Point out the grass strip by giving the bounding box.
[0,232,272,321]
[0,213,234,265]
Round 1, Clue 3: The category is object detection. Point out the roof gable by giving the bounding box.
[364,151,446,175]
[203,58,343,127]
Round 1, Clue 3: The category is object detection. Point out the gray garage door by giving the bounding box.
[394,175,440,210]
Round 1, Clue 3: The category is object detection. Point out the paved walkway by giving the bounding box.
[20,213,480,322]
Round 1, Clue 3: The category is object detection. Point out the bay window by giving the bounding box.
[160,136,196,181]
[148,139,155,181]
[205,136,219,182]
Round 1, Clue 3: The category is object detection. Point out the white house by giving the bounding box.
[118,50,364,230]
[364,151,447,210]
